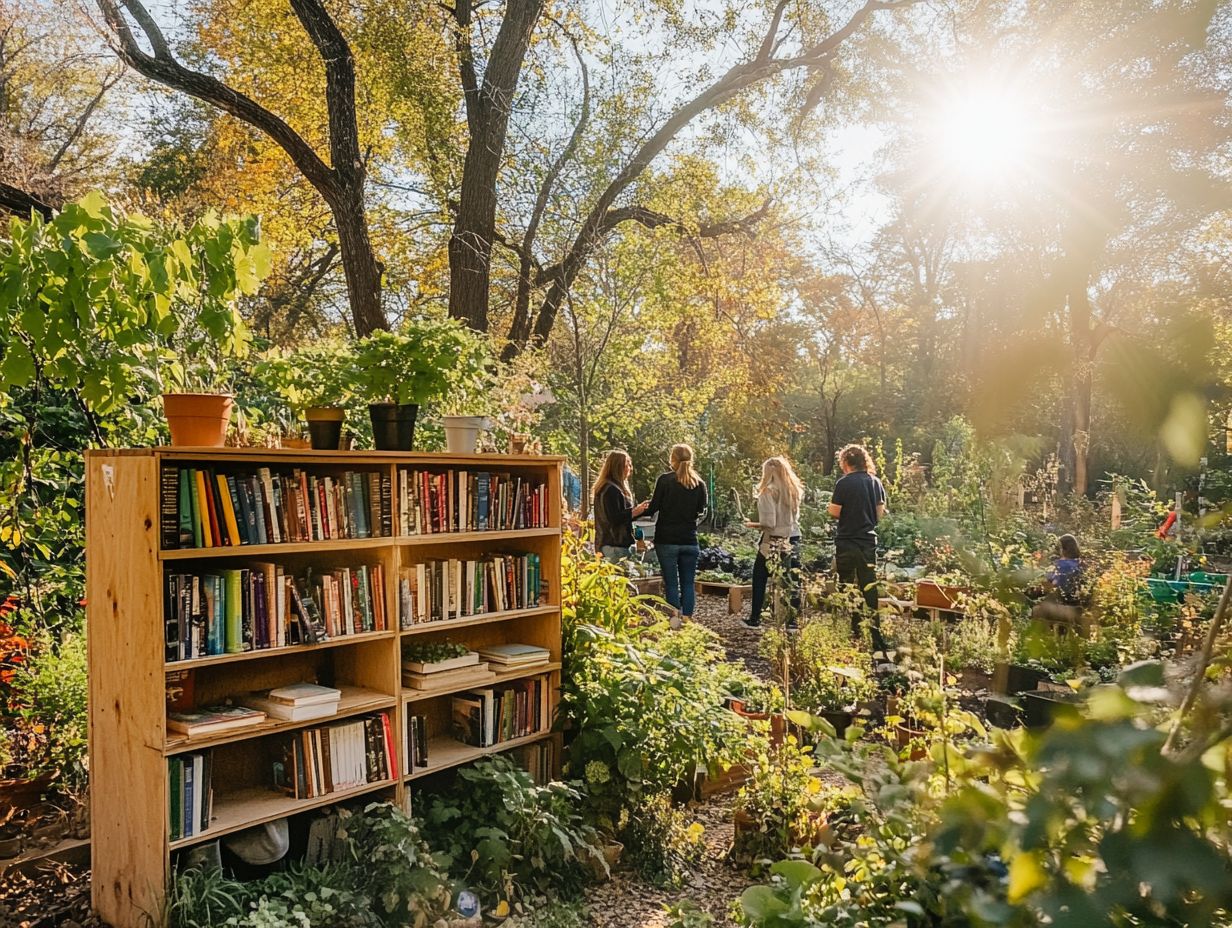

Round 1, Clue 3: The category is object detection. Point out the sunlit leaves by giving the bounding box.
[0,193,268,414]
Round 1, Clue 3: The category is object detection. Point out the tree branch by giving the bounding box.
[288,0,364,184]
[520,0,912,353]
[0,182,53,219]
[47,69,122,173]
[95,0,334,193]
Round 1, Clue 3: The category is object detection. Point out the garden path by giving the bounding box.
[581,592,770,927]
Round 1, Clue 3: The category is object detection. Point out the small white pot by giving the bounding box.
[442,415,489,453]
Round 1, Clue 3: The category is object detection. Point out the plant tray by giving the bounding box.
[915,580,968,610]
[402,652,480,674]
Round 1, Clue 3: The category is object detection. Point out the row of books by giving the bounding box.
[513,740,555,786]
[397,469,548,535]
[165,564,388,662]
[160,466,394,550]
[451,677,548,749]
[167,752,213,841]
[397,553,542,625]
[405,714,429,768]
[273,711,398,801]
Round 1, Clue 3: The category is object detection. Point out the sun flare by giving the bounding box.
[930,85,1040,185]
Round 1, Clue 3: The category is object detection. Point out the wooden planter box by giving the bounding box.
[993,661,1049,696]
[916,580,968,610]
[631,576,663,596]
[695,580,754,614]
[731,705,787,747]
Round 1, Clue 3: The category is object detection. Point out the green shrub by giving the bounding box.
[418,756,601,905]
[620,792,706,888]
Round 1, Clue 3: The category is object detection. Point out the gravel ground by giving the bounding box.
[584,792,753,928]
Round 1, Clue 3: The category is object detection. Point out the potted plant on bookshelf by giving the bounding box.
[254,342,351,450]
[349,321,487,451]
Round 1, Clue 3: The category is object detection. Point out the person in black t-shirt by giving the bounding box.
[592,449,648,564]
[828,444,888,654]
[644,444,708,623]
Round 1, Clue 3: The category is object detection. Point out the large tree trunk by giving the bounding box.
[447,0,545,332]
[332,189,386,336]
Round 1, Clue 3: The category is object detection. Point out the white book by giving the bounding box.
[191,753,205,837]
[341,568,355,636]
[416,563,428,623]
[452,558,462,620]
[243,696,338,722]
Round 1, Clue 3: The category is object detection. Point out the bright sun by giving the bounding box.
[930,85,1040,186]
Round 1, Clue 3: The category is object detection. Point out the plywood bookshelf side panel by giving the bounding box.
[86,452,168,928]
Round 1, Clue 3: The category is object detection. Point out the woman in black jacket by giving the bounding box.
[592,450,648,564]
[643,444,708,622]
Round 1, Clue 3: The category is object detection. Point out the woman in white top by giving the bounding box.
[743,456,804,628]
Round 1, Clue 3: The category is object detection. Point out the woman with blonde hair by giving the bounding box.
[643,443,708,622]
[743,456,804,628]
[592,450,648,564]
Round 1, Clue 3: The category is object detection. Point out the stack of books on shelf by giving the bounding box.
[160,465,393,550]
[242,683,343,721]
[398,552,541,627]
[401,648,496,691]
[396,468,548,535]
[405,714,429,769]
[274,710,397,800]
[476,643,550,670]
[450,677,548,749]
[165,564,387,663]
[167,752,213,840]
[167,704,266,739]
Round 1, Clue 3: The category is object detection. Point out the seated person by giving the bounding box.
[1031,534,1088,628]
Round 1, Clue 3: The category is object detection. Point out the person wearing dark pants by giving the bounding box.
[744,456,804,628]
[828,444,888,655]
[644,444,708,625]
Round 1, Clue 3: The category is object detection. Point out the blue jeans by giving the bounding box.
[656,543,699,616]
[600,544,633,565]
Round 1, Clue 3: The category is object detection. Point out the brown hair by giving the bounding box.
[670,443,702,490]
[756,456,803,514]
[592,450,633,503]
[839,444,872,472]
[1058,534,1080,560]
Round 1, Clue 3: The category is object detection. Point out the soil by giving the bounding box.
[0,859,107,928]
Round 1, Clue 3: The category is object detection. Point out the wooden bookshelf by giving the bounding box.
[87,449,564,928]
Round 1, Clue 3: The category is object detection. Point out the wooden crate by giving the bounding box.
[87,449,564,927]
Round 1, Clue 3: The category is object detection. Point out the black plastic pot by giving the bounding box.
[817,709,854,739]
[1021,690,1083,729]
[305,407,344,450]
[998,662,1049,696]
[368,403,418,451]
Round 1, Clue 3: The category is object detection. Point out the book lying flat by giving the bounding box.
[242,694,340,722]
[168,704,266,737]
[476,643,550,666]
[403,663,497,690]
[265,683,343,706]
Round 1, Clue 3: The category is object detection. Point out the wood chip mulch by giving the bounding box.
[0,860,108,928]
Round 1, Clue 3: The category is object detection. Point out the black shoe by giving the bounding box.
[742,617,761,628]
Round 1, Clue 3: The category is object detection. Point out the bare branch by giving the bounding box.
[47,69,122,172]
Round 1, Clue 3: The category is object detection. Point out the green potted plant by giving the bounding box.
[254,342,351,449]
[438,340,498,454]
[349,321,485,451]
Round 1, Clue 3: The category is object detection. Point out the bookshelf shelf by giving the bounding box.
[87,448,564,928]
[164,630,396,671]
[168,779,398,851]
[403,662,562,704]
[158,527,561,561]
[401,605,560,637]
[165,689,397,755]
[160,537,395,561]
[404,732,555,782]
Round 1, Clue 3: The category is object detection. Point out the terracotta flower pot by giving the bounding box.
[894,721,929,760]
[163,393,234,447]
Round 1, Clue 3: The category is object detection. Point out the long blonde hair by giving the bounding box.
[756,456,803,514]
[592,450,633,502]
[670,443,702,489]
